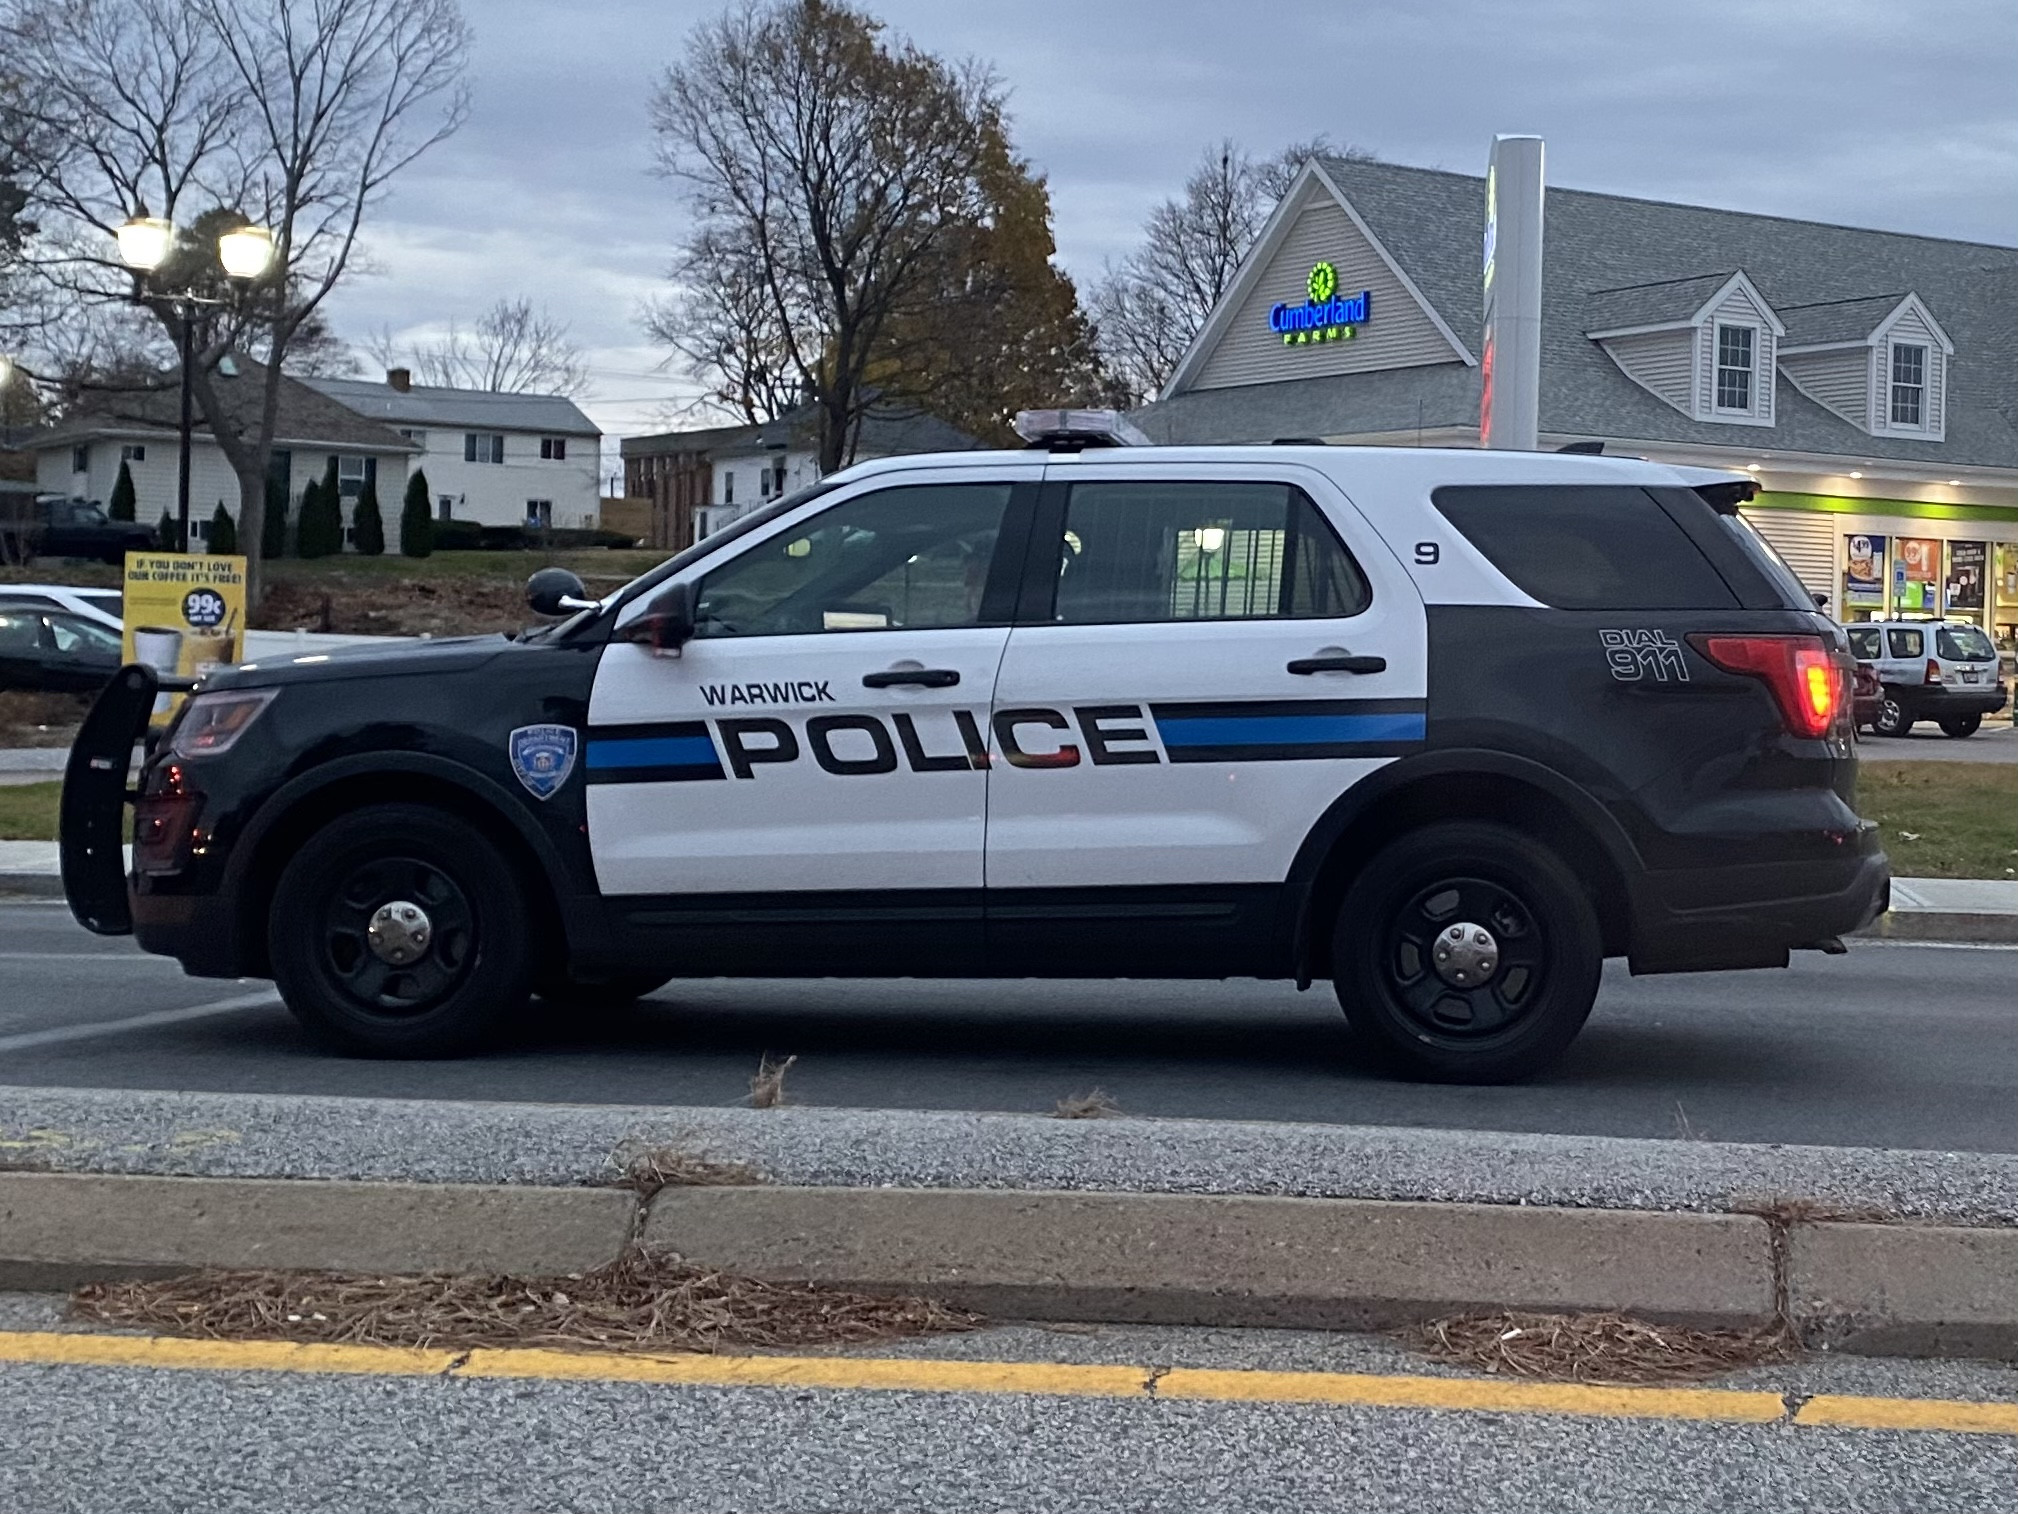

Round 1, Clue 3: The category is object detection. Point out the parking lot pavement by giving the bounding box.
[1860,719,2017,763]
[1,1300,2012,1514]
[2,901,2013,1153]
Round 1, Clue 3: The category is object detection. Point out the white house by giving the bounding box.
[305,369,601,532]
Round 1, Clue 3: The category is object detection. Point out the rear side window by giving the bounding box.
[1053,482,1370,625]
[1937,625,1995,661]
[1431,486,1738,610]
[1888,628,1924,658]
[1846,627,1882,659]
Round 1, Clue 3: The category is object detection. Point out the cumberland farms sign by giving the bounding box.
[1270,261,1372,346]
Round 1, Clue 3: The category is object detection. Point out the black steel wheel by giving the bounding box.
[1332,821,1602,1083]
[1871,695,1913,738]
[269,803,530,1056]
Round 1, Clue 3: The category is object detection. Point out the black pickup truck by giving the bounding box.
[0,495,158,565]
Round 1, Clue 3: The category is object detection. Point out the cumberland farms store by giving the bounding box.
[1136,156,2018,646]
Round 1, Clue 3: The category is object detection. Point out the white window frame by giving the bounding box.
[1887,341,1929,430]
[121,443,147,463]
[1712,321,1760,417]
[464,432,505,465]
[539,436,567,461]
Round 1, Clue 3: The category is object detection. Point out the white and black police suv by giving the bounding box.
[60,412,1888,1081]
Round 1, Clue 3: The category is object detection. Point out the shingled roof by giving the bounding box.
[1146,157,2018,468]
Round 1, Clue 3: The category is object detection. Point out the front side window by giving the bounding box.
[1890,344,1927,427]
[1715,324,1755,412]
[695,483,1014,638]
[1051,482,1369,625]
[1432,486,1739,610]
[1888,628,1924,658]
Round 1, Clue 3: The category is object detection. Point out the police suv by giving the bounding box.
[60,413,1889,1082]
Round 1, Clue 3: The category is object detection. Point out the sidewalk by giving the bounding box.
[1,837,2012,939]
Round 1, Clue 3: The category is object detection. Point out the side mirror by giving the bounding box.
[526,567,590,618]
[628,580,698,654]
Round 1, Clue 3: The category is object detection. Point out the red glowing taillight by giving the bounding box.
[1687,634,1843,739]
[1925,658,1942,686]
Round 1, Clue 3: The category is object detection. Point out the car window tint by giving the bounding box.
[1888,628,1924,658]
[1936,626,1995,661]
[1053,482,1369,625]
[1846,627,1882,659]
[48,615,118,654]
[694,483,1014,638]
[0,613,37,650]
[1431,486,1739,610]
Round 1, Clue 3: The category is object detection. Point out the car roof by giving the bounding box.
[822,443,1741,497]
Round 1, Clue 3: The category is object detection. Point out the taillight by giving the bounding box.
[1924,659,1941,686]
[133,762,206,877]
[1686,633,1842,739]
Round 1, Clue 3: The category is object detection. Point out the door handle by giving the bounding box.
[1287,654,1386,675]
[862,667,960,689]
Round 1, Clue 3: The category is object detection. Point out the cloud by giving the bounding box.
[321,0,2018,438]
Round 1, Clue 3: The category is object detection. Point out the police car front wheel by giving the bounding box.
[268,803,532,1057]
[1332,822,1602,1084]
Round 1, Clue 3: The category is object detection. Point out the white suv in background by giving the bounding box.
[1846,620,2009,737]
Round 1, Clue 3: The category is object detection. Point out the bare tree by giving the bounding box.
[383,296,588,395]
[1091,135,1374,403]
[648,0,1009,473]
[642,227,802,424]
[3,0,468,599]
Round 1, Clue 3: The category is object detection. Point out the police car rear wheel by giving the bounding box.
[269,804,531,1056]
[1332,822,1602,1084]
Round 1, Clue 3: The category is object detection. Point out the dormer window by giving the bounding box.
[1714,324,1756,413]
[1889,343,1927,428]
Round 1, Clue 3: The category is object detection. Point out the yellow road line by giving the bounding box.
[0,1330,2012,1436]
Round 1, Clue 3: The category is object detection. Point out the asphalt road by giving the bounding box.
[2,1298,2013,1514]
[1,902,2012,1152]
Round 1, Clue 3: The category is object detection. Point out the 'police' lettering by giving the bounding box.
[1075,705,1158,766]
[994,708,1080,769]
[718,717,800,778]
[807,714,899,776]
[893,711,987,772]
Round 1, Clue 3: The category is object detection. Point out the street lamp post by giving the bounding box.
[115,212,276,553]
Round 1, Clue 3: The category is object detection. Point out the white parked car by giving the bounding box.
[0,583,123,632]
[1843,619,2008,737]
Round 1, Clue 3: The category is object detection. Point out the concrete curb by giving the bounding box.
[1,1171,2011,1359]
[1856,911,2018,944]
[0,873,65,899]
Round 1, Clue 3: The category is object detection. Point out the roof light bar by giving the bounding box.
[1012,409,1151,451]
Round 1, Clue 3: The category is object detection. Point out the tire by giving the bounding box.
[1871,695,1913,738]
[1938,713,1982,738]
[1331,821,1603,1083]
[268,803,531,1056]
[534,970,671,1011]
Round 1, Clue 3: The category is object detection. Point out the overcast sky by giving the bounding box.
[322,0,2018,468]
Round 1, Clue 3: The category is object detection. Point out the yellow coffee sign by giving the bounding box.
[121,552,247,723]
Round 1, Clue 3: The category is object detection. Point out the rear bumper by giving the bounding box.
[131,887,247,977]
[1895,684,2007,718]
[1627,826,1890,974]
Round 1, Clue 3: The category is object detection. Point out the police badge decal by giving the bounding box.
[509,724,579,799]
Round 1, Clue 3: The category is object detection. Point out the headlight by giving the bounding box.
[169,689,279,757]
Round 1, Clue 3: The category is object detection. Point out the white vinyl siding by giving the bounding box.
[1742,509,1836,609]
[1778,349,1871,428]
[1596,329,1695,412]
[1190,197,1467,391]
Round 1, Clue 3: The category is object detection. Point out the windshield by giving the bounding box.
[1936,625,1996,661]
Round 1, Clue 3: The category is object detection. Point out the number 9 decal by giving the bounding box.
[1413,541,1441,566]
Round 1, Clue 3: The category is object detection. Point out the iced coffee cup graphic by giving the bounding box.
[184,630,236,675]
[132,626,183,715]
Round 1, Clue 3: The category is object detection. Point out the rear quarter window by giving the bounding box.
[1430,485,1738,610]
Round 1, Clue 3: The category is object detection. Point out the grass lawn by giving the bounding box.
[0,780,62,842]
[3,756,2009,882]
[1856,759,2018,880]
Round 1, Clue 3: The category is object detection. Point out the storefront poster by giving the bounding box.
[121,553,247,724]
[1944,540,1986,614]
[1843,534,1886,609]
[1893,536,1941,615]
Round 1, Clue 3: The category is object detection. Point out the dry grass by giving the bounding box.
[1053,1088,1122,1119]
[610,1147,766,1196]
[748,1053,795,1109]
[1407,1310,1796,1385]
[71,1248,979,1355]
[0,689,91,747]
